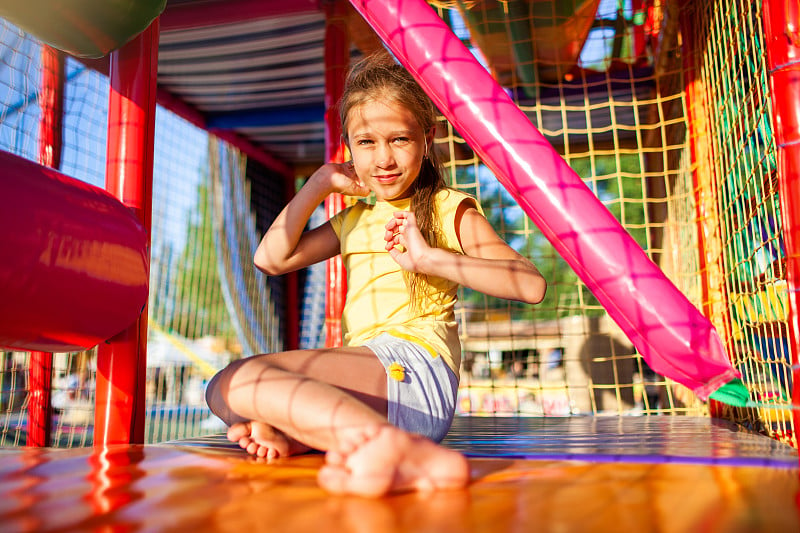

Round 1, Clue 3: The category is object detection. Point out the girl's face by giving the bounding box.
[346,99,431,201]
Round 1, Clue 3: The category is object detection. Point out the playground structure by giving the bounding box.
[0,0,798,530]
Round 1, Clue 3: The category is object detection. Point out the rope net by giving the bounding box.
[0,18,285,444]
[422,0,795,447]
[427,0,702,418]
[679,0,794,444]
[0,0,796,448]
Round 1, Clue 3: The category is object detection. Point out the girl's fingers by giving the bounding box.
[384,230,402,247]
[394,210,415,223]
[385,211,413,231]
[331,161,369,197]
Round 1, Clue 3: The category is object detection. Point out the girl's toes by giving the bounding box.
[324,450,346,467]
[317,465,349,495]
[227,422,251,442]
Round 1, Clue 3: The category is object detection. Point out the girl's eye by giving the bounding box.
[356,139,373,146]
[393,137,410,144]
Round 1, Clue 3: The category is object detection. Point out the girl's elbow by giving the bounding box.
[253,250,284,276]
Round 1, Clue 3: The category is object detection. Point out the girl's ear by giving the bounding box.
[425,127,436,154]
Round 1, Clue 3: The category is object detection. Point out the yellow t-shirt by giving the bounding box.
[328,188,482,378]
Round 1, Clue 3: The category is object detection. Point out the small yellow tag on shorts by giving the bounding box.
[388,362,405,382]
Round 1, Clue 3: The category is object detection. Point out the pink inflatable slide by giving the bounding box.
[349,0,741,401]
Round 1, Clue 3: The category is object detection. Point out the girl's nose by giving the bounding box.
[375,144,394,167]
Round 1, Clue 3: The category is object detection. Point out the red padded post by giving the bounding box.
[94,20,158,446]
[323,1,350,348]
[27,45,64,448]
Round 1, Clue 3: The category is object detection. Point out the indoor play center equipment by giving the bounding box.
[0,0,797,531]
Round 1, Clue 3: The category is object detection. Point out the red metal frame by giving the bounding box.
[74,66,295,180]
[323,1,349,348]
[27,45,65,448]
[159,0,320,31]
[157,79,294,177]
[210,128,293,182]
[94,21,159,446]
[762,0,800,442]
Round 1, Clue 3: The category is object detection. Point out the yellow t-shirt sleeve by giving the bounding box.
[439,190,485,254]
[328,206,346,239]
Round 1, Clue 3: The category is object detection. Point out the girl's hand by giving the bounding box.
[310,161,370,198]
[384,211,430,273]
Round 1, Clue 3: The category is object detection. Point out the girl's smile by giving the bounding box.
[346,99,431,201]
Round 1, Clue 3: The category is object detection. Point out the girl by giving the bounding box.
[205,53,546,497]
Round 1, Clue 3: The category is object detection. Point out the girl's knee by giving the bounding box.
[205,359,250,425]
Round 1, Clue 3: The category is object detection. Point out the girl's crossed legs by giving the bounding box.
[205,346,469,497]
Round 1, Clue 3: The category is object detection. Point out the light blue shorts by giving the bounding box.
[364,333,459,443]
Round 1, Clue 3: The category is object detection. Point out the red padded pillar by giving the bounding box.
[27,351,53,447]
[284,173,300,351]
[94,20,158,446]
[28,45,64,447]
[323,1,350,348]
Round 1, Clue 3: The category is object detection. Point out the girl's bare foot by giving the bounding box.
[227,421,310,459]
[317,425,469,497]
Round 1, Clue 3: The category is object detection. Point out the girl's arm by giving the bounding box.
[255,162,370,276]
[385,202,546,304]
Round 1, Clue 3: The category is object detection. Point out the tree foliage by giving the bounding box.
[166,180,234,340]
[457,153,646,321]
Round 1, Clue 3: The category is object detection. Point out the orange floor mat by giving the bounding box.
[1,416,797,532]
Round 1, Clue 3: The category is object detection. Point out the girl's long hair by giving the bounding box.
[339,52,448,308]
